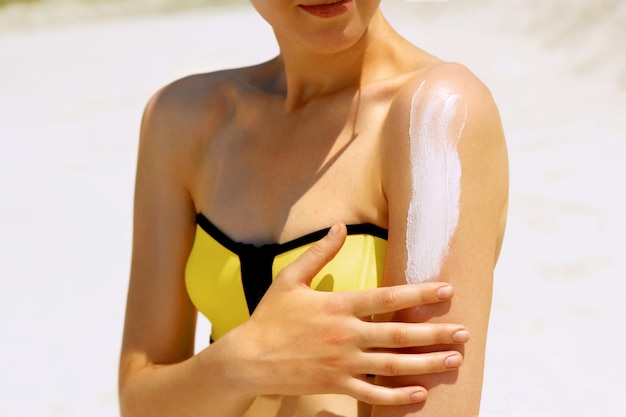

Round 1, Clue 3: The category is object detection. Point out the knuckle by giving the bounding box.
[437,325,450,343]
[308,240,331,262]
[326,296,348,316]
[416,287,429,305]
[378,288,398,309]
[391,326,409,347]
[323,329,348,346]
[382,356,400,376]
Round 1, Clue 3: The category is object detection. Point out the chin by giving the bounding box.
[285,17,373,55]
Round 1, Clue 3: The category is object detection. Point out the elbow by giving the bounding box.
[118,374,140,417]
[119,373,158,417]
[118,357,150,417]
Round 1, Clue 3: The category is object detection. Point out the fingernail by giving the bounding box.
[445,354,462,368]
[328,223,339,237]
[452,329,470,343]
[436,285,453,299]
[410,389,427,402]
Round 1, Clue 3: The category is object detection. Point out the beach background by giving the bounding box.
[1,0,625,416]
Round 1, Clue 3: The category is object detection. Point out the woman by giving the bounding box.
[119,1,508,416]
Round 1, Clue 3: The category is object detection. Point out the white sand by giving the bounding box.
[1,1,625,416]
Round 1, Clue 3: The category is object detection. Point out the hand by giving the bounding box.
[232,223,469,406]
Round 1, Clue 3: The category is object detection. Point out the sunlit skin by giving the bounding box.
[118,1,508,416]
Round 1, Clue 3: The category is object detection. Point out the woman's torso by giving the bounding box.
[179,54,438,416]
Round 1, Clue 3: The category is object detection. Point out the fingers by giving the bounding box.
[344,378,428,405]
[347,282,454,317]
[339,352,459,405]
[355,350,463,377]
[276,223,347,287]
[360,322,470,349]
[341,346,462,405]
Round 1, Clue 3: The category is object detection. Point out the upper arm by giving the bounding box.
[374,64,508,416]
[119,85,201,390]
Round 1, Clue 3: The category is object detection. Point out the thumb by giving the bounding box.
[277,223,347,288]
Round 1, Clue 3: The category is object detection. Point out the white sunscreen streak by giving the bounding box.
[405,82,467,284]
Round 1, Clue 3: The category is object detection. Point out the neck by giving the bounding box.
[272,10,397,111]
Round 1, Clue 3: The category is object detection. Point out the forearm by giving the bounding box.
[119,339,256,417]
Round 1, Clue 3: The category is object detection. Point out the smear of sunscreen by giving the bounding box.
[405,82,467,284]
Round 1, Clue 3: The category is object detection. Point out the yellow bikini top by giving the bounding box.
[185,213,388,340]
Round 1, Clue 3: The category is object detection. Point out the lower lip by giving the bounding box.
[298,0,353,18]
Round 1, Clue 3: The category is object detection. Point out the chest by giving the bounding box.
[192,89,393,244]
[186,215,388,340]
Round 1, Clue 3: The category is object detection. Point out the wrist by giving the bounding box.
[196,324,262,401]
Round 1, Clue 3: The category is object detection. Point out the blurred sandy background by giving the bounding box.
[1,0,625,416]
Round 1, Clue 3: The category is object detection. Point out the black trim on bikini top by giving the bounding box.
[196,213,388,315]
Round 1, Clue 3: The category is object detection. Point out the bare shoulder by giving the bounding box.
[389,61,500,133]
[383,61,505,165]
[139,71,239,151]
